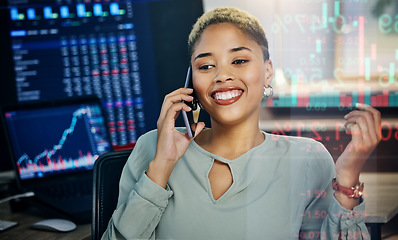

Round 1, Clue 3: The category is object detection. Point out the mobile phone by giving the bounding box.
[182,66,199,138]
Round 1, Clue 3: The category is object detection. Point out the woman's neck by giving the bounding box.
[195,120,265,160]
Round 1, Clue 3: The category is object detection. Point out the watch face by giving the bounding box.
[353,183,365,198]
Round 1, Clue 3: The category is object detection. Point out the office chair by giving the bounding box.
[92,150,132,240]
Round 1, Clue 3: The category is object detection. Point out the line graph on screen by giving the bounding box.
[14,107,99,179]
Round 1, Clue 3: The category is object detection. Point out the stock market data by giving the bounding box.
[4,103,111,180]
[229,0,398,171]
[259,0,398,109]
[8,0,159,147]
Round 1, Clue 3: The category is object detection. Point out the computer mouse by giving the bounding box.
[30,218,76,232]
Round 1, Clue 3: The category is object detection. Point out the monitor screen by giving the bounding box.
[2,99,112,180]
[5,0,159,146]
[0,0,204,171]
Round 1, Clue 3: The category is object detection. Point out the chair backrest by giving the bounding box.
[92,150,131,240]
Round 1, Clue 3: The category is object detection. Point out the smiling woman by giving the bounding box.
[102,7,382,240]
[189,22,271,130]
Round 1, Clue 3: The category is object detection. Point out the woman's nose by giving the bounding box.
[214,65,235,83]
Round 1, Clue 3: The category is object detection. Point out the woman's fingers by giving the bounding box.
[158,88,194,127]
[160,88,193,113]
[344,104,381,152]
[165,102,191,125]
[345,122,372,153]
[345,111,374,141]
[345,115,371,142]
[345,104,381,139]
[356,103,382,140]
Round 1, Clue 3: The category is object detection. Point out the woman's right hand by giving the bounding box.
[146,88,205,188]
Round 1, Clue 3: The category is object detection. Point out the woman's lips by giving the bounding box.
[211,88,243,105]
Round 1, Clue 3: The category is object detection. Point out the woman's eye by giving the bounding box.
[232,59,248,65]
[198,65,214,70]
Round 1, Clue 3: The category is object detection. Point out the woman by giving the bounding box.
[102,7,381,239]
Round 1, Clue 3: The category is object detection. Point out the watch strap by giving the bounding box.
[332,177,364,199]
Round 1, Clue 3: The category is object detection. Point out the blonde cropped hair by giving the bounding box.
[188,7,270,61]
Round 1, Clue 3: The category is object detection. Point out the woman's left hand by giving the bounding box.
[335,103,381,190]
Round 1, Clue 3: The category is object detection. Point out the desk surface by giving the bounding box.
[0,202,90,240]
[360,172,398,224]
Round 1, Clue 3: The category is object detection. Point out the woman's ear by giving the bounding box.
[264,59,274,86]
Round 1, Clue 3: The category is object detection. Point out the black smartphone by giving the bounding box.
[182,66,199,138]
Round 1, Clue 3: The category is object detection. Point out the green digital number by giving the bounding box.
[379,14,398,34]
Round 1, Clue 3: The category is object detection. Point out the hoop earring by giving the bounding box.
[263,85,274,98]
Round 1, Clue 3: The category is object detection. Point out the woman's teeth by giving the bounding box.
[214,90,242,100]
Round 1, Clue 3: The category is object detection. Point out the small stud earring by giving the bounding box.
[263,85,274,98]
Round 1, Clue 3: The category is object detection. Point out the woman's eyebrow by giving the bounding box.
[231,46,252,53]
[194,52,212,60]
[194,46,252,61]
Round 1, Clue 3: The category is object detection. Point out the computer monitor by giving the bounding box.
[0,0,204,171]
[1,97,112,180]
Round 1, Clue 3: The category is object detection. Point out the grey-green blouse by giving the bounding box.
[102,128,369,240]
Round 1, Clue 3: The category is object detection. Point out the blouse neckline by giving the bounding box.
[190,131,271,164]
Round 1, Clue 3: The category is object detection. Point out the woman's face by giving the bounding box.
[190,22,273,126]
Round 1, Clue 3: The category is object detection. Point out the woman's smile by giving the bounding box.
[211,88,244,105]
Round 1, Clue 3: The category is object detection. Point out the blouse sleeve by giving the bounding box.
[101,131,173,240]
[299,140,370,240]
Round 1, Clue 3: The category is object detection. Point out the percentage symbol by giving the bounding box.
[272,15,292,33]
[284,15,293,25]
